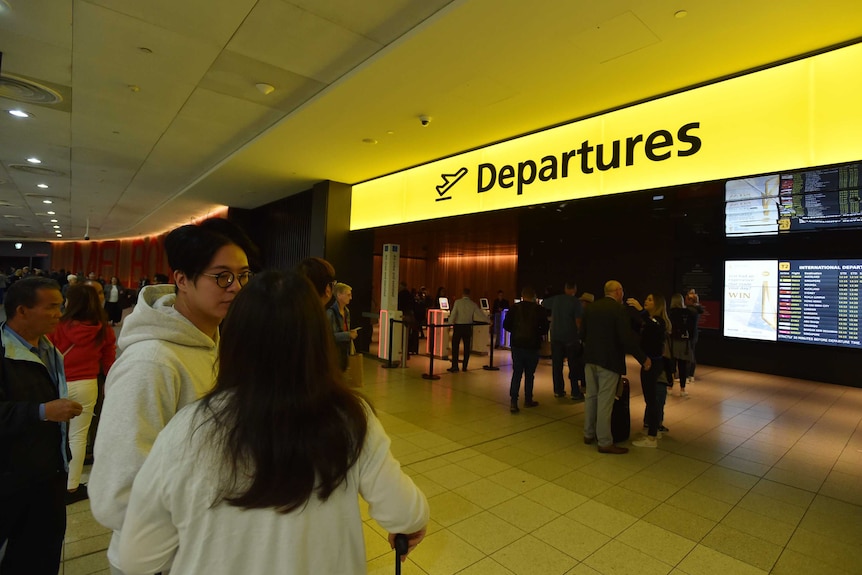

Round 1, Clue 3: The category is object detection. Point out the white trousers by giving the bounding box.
[65,378,98,489]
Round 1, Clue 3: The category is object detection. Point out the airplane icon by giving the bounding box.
[436,167,468,201]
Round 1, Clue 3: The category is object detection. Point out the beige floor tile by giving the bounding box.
[564,564,602,575]
[576,458,639,485]
[618,473,681,502]
[763,465,826,492]
[422,463,482,490]
[411,474,449,499]
[642,503,717,542]
[486,466,548,495]
[488,495,560,532]
[700,523,782,572]
[734,491,807,525]
[616,520,696,565]
[63,533,111,561]
[485,445,541,467]
[592,485,662,518]
[452,477,518,510]
[408,529,485,575]
[566,499,637,538]
[799,495,862,546]
[456,453,513,477]
[517,455,573,481]
[819,469,862,506]
[719,506,796,546]
[367,553,427,575]
[582,540,674,575]
[750,478,816,507]
[684,476,749,505]
[522,481,589,514]
[364,522,394,562]
[490,534,577,575]
[676,544,768,575]
[456,557,516,574]
[664,490,732,522]
[532,515,611,561]
[427,491,483,527]
[770,548,856,575]
[63,513,111,545]
[63,551,111,575]
[552,470,614,498]
[786,526,862,573]
[448,511,526,555]
[715,454,771,477]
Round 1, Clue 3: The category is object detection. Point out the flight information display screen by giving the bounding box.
[725,162,862,236]
[724,259,862,349]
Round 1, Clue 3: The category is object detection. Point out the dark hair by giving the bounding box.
[5,277,61,319]
[197,270,368,513]
[295,257,335,298]
[521,286,536,300]
[565,281,577,291]
[164,218,257,283]
[62,284,110,344]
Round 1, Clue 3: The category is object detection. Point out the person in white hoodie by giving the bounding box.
[88,218,256,575]
[117,270,428,574]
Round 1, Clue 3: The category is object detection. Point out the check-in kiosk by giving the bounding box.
[472,298,491,354]
[426,298,450,359]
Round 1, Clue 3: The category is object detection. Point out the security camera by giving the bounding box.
[419,115,431,127]
[84,235,90,241]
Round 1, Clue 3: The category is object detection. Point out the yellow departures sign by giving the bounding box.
[351,42,862,230]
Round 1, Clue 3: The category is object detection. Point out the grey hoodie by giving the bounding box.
[89,284,220,567]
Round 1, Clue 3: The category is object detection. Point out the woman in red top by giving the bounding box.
[49,283,116,499]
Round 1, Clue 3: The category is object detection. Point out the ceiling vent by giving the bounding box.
[9,164,66,177]
[0,74,63,104]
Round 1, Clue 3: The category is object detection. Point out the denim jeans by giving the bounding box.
[510,347,539,401]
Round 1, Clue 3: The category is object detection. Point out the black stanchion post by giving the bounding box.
[384,317,396,369]
[483,319,499,371]
[422,322,440,380]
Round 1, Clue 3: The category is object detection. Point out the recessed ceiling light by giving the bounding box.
[674,10,688,18]
[37,183,49,189]
[362,138,378,145]
[56,235,62,238]
[42,199,52,204]
[27,157,42,164]
[53,225,60,229]
[8,110,30,118]
[50,219,58,222]
[47,211,55,215]
[255,83,275,95]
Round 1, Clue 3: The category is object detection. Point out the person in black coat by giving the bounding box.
[504,286,549,413]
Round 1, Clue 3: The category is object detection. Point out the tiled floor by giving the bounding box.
[61,354,862,575]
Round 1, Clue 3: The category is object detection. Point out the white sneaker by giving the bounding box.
[681,390,689,398]
[633,436,657,448]
[687,377,694,384]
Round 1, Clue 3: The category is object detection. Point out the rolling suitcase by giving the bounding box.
[611,376,631,443]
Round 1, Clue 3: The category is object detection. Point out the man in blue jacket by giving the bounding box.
[542,281,585,400]
[0,277,82,574]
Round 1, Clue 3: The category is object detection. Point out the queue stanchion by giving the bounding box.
[422,322,440,380]
[383,317,398,369]
[483,319,499,371]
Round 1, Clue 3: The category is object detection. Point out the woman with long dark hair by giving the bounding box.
[48,283,116,501]
[117,270,428,574]
[626,294,671,447]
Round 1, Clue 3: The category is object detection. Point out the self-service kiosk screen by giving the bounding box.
[479,298,489,310]
[439,297,450,310]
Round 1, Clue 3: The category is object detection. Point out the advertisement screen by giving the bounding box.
[724,259,862,348]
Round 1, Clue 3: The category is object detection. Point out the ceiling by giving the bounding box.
[1,0,861,242]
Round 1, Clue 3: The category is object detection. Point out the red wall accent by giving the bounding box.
[51,235,170,288]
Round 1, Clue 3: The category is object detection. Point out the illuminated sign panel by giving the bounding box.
[351,43,862,230]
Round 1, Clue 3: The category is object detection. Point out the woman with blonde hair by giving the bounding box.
[48,283,116,502]
[626,293,671,447]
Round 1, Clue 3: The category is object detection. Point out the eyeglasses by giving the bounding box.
[201,270,254,288]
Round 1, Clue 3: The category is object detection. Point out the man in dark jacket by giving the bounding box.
[504,286,550,413]
[542,281,585,400]
[0,277,82,574]
[580,280,649,454]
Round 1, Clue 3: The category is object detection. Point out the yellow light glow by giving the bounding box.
[351,42,862,230]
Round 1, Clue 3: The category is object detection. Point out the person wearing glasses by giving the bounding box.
[89,218,257,575]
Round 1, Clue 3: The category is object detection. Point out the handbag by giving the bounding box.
[346,353,364,387]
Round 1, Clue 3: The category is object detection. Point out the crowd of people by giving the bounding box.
[1,217,708,572]
[0,220,428,575]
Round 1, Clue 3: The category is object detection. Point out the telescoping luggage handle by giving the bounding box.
[394,533,409,574]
